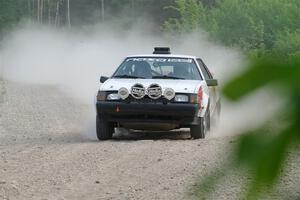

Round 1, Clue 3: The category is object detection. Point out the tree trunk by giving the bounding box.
[55,0,60,27]
[131,0,135,17]
[67,0,71,27]
[28,0,31,15]
[131,0,134,10]
[32,0,35,20]
[37,0,40,22]
[40,0,44,23]
[101,0,105,21]
[48,0,51,24]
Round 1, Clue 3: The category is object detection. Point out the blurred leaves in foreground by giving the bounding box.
[224,58,300,101]
[224,58,300,198]
[194,58,300,199]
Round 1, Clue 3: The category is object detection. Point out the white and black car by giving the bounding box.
[96,47,220,140]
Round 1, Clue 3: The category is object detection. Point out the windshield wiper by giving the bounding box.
[152,75,185,80]
[114,75,145,79]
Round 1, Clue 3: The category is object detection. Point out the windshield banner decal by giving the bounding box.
[126,58,193,63]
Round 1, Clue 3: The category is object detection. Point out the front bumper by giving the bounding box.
[96,101,200,126]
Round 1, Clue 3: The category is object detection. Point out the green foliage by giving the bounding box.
[222,56,300,198]
[0,0,30,35]
[273,30,300,60]
[107,0,175,27]
[223,58,300,100]
[236,129,291,198]
[163,0,300,52]
[163,0,206,35]
[163,0,300,198]
[207,0,265,50]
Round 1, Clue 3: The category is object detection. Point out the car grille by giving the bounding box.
[125,95,168,104]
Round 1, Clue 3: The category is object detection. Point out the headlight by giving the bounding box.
[107,93,120,100]
[174,94,189,102]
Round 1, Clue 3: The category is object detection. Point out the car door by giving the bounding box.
[196,58,218,114]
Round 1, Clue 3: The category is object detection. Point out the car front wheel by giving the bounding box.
[96,114,114,140]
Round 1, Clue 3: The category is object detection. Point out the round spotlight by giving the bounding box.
[163,88,175,100]
[131,83,146,99]
[147,84,162,99]
[118,87,129,100]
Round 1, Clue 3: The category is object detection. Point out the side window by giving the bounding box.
[196,59,212,80]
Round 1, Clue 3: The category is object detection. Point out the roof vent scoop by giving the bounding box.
[153,47,171,54]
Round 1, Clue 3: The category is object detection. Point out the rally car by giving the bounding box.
[96,47,220,140]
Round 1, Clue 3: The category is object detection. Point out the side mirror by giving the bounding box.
[100,76,109,83]
[206,79,218,87]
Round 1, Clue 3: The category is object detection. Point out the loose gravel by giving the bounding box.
[0,80,299,200]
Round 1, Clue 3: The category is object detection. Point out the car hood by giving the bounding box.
[100,78,202,93]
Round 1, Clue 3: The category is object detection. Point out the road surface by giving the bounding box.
[0,80,299,200]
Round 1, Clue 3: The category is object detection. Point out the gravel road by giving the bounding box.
[0,80,299,200]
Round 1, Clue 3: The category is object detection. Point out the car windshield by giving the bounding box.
[112,57,202,80]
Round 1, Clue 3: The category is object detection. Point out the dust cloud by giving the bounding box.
[0,22,279,138]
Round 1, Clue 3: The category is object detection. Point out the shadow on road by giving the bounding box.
[112,129,191,141]
[24,130,193,146]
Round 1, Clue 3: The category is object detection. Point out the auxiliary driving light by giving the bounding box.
[118,87,129,100]
[163,88,175,100]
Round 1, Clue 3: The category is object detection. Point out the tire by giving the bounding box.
[96,114,114,140]
[190,109,209,139]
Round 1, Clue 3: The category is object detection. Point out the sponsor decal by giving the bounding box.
[126,57,192,63]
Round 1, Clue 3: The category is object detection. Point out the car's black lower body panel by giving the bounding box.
[96,101,200,129]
